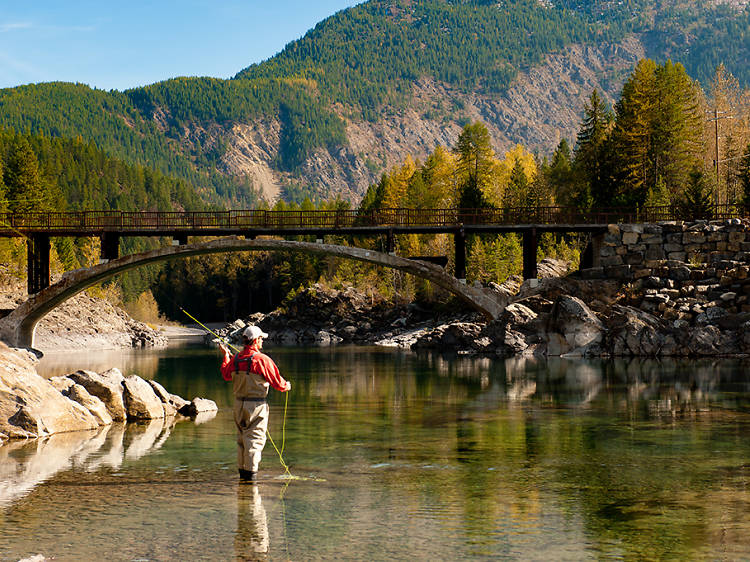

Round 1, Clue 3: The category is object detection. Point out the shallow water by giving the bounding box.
[3,347,750,560]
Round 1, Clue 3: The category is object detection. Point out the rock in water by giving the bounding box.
[546,295,604,356]
[0,343,99,438]
[122,375,165,420]
[67,384,113,426]
[68,368,127,421]
[179,397,218,417]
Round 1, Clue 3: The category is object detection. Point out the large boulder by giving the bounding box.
[485,303,545,356]
[122,375,165,420]
[67,384,113,426]
[68,368,127,421]
[412,322,485,352]
[0,344,99,438]
[147,379,188,416]
[545,296,604,356]
[606,305,666,356]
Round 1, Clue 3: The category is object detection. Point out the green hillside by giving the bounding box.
[0,0,747,208]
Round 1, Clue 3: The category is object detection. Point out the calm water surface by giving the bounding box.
[2,345,750,560]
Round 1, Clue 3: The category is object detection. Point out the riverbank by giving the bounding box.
[0,280,168,352]
[213,229,750,358]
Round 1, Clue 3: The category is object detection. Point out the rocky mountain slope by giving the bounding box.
[218,36,645,201]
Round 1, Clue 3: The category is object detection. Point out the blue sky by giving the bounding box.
[0,1,363,91]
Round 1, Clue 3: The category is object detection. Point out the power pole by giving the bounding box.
[707,109,734,205]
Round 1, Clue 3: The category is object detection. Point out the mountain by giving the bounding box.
[0,0,748,206]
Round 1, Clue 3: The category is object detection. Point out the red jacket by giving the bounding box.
[221,343,290,392]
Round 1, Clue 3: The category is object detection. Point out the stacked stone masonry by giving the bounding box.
[582,219,750,326]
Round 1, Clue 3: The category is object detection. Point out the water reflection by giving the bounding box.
[235,485,270,560]
[7,347,750,560]
[0,417,177,508]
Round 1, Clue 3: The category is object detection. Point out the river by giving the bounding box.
[2,344,750,560]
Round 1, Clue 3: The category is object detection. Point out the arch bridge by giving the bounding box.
[0,238,508,349]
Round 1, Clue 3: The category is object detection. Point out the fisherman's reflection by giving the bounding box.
[235,484,269,560]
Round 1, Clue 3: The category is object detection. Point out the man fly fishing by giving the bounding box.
[219,325,291,482]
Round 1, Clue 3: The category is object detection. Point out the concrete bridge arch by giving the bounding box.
[0,237,507,349]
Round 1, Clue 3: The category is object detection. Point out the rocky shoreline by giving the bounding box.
[0,343,216,444]
[0,281,168,352]
[213,221,750,358]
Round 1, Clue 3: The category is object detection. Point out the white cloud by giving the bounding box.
[0,22,32,33]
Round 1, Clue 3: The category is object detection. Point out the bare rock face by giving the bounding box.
[147,379,189,415]
[0,344,99,439]
[545,296,604,356]
[48,375,75,394]
[122,375,165,420]
[67,384,113,426]
[606,306,666,356]
[489,302,545,356]
[68,368,127,422]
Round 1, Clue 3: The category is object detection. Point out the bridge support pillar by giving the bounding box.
[522,228,538,280]
[386,230,396,255]
[454,229,466,282]
[580,232,603,270]
[100,233,120,263]
[27,234,50,295]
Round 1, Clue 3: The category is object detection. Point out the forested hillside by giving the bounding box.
[0,0,747,207]
[0,128,208,301]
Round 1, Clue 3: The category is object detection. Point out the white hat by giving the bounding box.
[243,325,268,341]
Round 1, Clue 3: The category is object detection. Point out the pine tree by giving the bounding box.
[6,138,43,213]
[504,157,529,208]
[679,168,713,221]
[611,59,704,206]
[573,89,614,208]
[740,144,750,208]
[454,122,495,192]
[0,154,6,214]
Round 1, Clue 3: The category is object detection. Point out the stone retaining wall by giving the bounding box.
[582,219,750,317]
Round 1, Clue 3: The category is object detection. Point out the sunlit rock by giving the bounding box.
[122,375,165,420]
[67,383,113,426]
[179,397,218,417]
[0,344,100,438]
[68,368,127,421]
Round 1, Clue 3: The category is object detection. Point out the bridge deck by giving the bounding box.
[1,205,746,237]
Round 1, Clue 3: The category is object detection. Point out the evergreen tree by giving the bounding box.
[547,139,574,206]
[504,157,529,208]
[740,144,750,208]
[454,122,495,191]
[458,174,492,210]
[679,168,713,220]
[0,154,6,214]
[611,59,704,206]
[573,89,614,208]
[6,138,46,213]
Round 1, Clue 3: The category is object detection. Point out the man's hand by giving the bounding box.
[285,381,292,392]
[219,342,231,356]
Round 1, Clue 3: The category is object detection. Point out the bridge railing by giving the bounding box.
[1,205,748,234]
